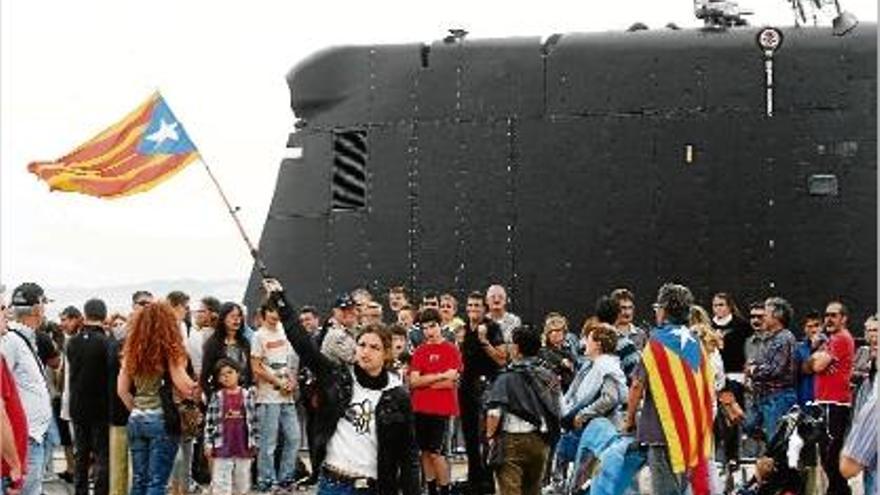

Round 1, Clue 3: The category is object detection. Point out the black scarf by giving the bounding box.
[354,365,389,390]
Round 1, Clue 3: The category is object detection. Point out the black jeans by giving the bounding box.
[73,420,109,495]
[819,403,852,495]
[459,379,493,494]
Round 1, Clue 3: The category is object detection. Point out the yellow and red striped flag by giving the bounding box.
[27,92,199,198]
[642,323,715,495]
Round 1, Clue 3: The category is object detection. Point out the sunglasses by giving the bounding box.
[135,300,151,307]
[749,314,763,319]
[824,312,841,317]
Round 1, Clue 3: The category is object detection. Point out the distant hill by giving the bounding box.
[43,278,245,317]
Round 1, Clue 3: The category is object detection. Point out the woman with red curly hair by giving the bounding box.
[117,301,200,495]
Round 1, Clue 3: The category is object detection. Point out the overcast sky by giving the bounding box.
[2,0,876,293]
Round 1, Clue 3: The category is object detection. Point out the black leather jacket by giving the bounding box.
[274,293,420,495]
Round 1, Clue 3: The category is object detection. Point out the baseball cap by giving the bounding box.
[334,293,356,310]
[10,283,51,307]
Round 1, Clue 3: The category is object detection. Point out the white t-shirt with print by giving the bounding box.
[251,327,299,404]
[324,371,402,478]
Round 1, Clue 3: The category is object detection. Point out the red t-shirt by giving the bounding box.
[1,356,28,479]
[410,341,462,416]
[814,329,855,405]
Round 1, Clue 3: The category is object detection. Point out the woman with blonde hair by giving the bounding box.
[690,304,725,391]
[117,301,200,495]
[691,304,728,494]
[539,312,578,392]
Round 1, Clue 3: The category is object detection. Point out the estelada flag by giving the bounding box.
[642,323,715,494]
[27,92,199,198]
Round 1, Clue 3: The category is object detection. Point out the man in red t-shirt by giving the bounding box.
[806,300,855,495]
[409,308,462,495]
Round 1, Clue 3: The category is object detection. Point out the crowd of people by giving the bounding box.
[0,279,877,495]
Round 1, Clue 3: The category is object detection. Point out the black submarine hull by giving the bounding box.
[246,24,877,326]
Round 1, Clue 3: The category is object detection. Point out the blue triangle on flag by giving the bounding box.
[137,96,196,155]
[655,324,702,370]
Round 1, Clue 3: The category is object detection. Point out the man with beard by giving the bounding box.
[805,300,855,495]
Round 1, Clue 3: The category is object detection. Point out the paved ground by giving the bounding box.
[44,449,864,494]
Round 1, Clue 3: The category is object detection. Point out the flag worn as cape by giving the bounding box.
[642,322,715,494]
[27,92,199,198]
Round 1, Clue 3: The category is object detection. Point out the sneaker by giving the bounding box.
[295,475,317,488]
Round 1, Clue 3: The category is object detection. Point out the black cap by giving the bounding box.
[11,283,50,307]
[334,293,356,309]
[60,306,82,319]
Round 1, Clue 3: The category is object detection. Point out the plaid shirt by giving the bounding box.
[204,387,259,451]
[750,328,797,398]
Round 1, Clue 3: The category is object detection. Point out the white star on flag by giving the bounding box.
[145,118,180,148]
[670,325,695,350]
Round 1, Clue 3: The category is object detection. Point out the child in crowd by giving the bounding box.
[204,359,259,495]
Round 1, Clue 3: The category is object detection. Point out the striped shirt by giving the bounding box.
[842,391,877,487]
[616,334,640,384]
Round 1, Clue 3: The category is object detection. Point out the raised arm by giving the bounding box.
[263,280,335,377]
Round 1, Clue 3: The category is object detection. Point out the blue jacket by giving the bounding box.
[793,340,814,406]
[577,417,646,495]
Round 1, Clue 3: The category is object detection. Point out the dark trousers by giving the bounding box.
[73,420,109,495]
[459,380,492,494]
[495,433,549,495]
[304,400,320,481]
[715,380,744,464]
[819,403,852,495]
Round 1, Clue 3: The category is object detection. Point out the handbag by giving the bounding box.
[177,399,204,440]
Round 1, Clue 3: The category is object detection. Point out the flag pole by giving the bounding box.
[197,155,272,280]
[156,91,278,302]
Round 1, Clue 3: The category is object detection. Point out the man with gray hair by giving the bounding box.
[0,283,54,495]
[745,296,797,450]
[623,283,715,494]
[486,284,521,343]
